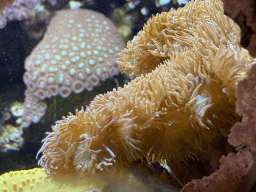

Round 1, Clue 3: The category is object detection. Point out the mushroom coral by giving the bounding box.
[37,0,255,188]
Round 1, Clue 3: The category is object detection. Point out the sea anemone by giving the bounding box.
[117,0,243,78]
[37,106,142,175]
[37,0,256,188]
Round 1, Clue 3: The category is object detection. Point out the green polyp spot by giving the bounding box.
[87,18,91,22]
[41,64,47,72]
[95,19,99,23]
[65,60,70,65]
[98,57,103,62]
[55,55,61,60]
[73,46,79,51]
[80,52,86,57]
[36,60,41,65]
[92,42,96,46]
[51,60,57,64]
[96,68,101,75]
[49,67,58,72]
[53,49,57,53]
[79,33,84,37]
[69,52,74,57]
[61,51,67,56]
[37,55,42,59]
[59,45,64,48]
[45,44,49,48]
[65,39,69,43]
[72,36,77,40]
[88,28,92,31]
[61,65,67,70]
[39,80,44,87]
[77,24,82,28]
[89,59,95,65]
[106,26,110,30]
[94,39,98,42]
[41,49,45,53]
[97,46,101,50]
[69,19,74,23]
[48,76,54,83]
[103,47,106,51]
[109,49,114,54]
[45,53,50,60]
[87,45,91,49]
[59,73,64,82]
[94,50,99,55]
[78,62,84,68]
[66,78,70,84]
[104,53,108,58]
[75,56,80,60]
[103,21,107,25]
[81,42,86,48]
[87,51,91,55]
[103,67,106,71]
[85,68,91,74]
[78,72,84,79]
[102,37,106,41]
[115,47,119,51]
[33,115,38,121]
[71,58,76,62]
[64,45,68,49]
[33,71,38,79]
[70,68,76,75]
[80,29,85,32]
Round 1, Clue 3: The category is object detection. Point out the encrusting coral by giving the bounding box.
[0,167,107,191]
[22,9,125,128]
[36,0,256,187]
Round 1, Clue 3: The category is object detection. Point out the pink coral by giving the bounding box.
[222,0,256,57]
[228,64,256,150]
[181,149,256,192]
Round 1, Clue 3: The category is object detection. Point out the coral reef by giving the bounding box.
[1,0,256,191]
[37,0,255,188]
[22,8,125,128]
